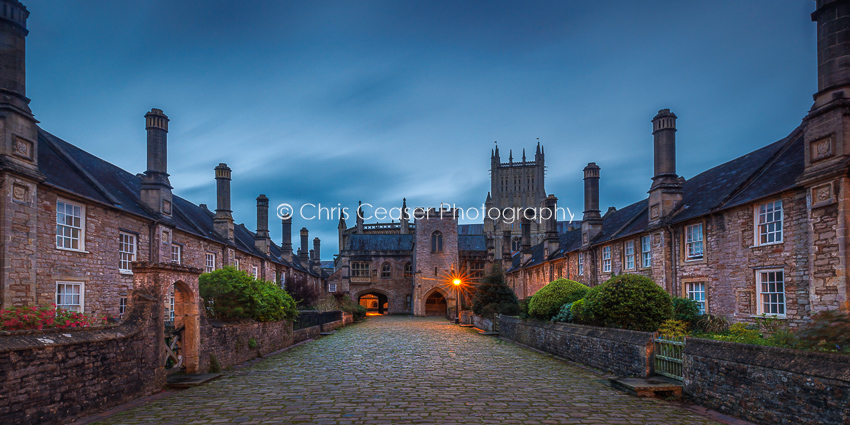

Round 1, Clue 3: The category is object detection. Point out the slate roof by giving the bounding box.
[458,234,486,252]
[507,125,806,273]
[457,224,483,235]
[38,128,323,278]
[348,234,414,251]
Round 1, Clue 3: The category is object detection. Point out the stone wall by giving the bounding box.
[472,314,494,332]
[0,297,164,425]
[199,316,295,373]
[498,315,654,377]
[684,338,850,425]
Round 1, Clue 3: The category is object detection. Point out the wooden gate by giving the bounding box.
[654,335,685,380]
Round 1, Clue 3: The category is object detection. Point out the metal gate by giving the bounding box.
[654,335,685,380]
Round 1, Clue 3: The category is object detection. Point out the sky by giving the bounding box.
[25,0,816,257]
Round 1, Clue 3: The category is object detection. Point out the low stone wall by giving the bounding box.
[472,315,494,332]
[684,338,850,425]
[498,316,654,377]
[199,317,295,372]
[459,311,474,325]
[293,325,320,344]
[342,312,353,325]
[0,298,164,425]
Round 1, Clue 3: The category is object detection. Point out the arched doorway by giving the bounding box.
[425,292,447,317]
[169,281,200,374]
[358,292,388,315]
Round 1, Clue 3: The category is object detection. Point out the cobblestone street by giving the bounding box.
[95,316,719,424]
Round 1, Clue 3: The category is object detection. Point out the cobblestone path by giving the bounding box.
[95,316,719,424]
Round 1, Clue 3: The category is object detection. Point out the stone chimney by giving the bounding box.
[140,109,172,216]
[281,215,293,259]
[299,228,309,262]
[812,0,850,107]
[544,195,559,256]
[355,201,364,233]
[400,198,409,234]
[254,194,270,254]
[581,163,602,247]
[213,163,234,242]
[313,237,321,264]
[648,109,683,226]
[520,214,533,265]
[0,0,39,174]
[501,229,512,270]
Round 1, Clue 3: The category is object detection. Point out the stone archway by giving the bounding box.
[356,291,389,315]
[171,280,200,373]
[424,290,448,317]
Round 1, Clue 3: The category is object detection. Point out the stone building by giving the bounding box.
[0,0,326,317]
[506,0,850,325]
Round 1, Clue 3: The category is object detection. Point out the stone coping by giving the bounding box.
[501,315,654,346]
[0,302,150,352]
[684,337,850,382]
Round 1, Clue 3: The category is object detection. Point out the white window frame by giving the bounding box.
[351,262,369,277]
[685,282,707,315]
[329,283,337,293]
[118,232,137,273]
[624,240,635,270]
[56,199,85,251]
[641,235,652,268]
[381,262,391,279]
[755,200,783,246]
[171,244,182,264]
[685,223,704,261]
[56,281,84,313]
[757,269,786,317]
[119,297,128,315]
[578,252,584,275]
[234,258,240,270]
[205,253,216,273]
[602,246,612,273]
[251,265,259,279]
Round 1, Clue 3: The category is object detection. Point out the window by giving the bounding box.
[624,240,635,270]
[56,281,83,312]
[470,262,485,279]
[403,262,413,277]
[757,200,783,245]
[329,283,337,293]
[685,223,704,260]
[251,265,259,278]
[119,297,128,315]
[171,244,182,264]
[381,262,391,279]
[165,286,175,322]
[641,235,651,268]
[757,269,785,316]
[351,262,369,277]
[205,253,216,273]
[234,258,240,270]
[578,252,584,275]
[685,282,706,315]
[602,246,611,273]
[431,231,443,252]
[118,232,137,273]
[56,200,84,250]
[511,237,521,252]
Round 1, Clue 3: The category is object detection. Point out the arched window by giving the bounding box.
[431,231,443,252]
[511,237,521,252]
[381,262,391,279]
[403,262,413,277]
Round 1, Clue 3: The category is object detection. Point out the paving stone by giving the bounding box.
[94,316,719,425]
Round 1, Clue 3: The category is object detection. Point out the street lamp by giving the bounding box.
[453,278,461,324]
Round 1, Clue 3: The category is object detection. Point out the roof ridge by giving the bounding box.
[714,127,803,211]
[41,132,123,207]
[607,203,649,241]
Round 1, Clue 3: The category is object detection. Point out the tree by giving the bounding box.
[472,263,520,317]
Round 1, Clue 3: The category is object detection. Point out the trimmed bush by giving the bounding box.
[518,298,531,319]
[570,299,586,323]
[551,302,573,323]
[583,274,672,331]
[672,297,700,326]
[528,278,589,321]
[472,264,519,317]
[200,266,298,322]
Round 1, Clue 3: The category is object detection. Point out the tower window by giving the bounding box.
[431,231,443,252]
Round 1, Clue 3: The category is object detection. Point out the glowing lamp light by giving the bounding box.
[453,279,461,286]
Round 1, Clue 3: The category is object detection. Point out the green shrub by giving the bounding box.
[693,314,729,333]
[248,337,258,349]
[657,319,689,338]
[518,298,531,319]
[209,354,222,373]
[200,267,298,322]
[583,274,672,331]
[796,310,850,353]
[527,279,589,321]
[672,297,700,327]
[551,302,573,323]
[472,264,519,317]
[570,299,586,323]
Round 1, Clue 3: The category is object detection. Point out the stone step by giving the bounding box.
[167,373,222,388]
[609,376,682,399]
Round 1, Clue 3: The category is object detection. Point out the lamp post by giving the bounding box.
[453,278,461,324]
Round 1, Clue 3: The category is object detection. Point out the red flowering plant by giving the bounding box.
[0,304,109,331]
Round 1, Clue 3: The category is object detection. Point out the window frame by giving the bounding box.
[351,262,370,278]
[403,262,413,277]
[205,252,216,273]
[641,235,652,268]
[171,244,182,264]
[380,262,392,279]
[251,265,259,279]
[755,199,784,246]
[684,281,707,315]
[624,240,635,270]
[119,296,128,316]
[431,231,443,252]
[118,231,137,274]
[756,268,786,317]
[602,246,612,273]
[684,223,704,261]
[578,252,584,276]
[56,281,84,313]
[328,283,337,293]
[56,199,86,252]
